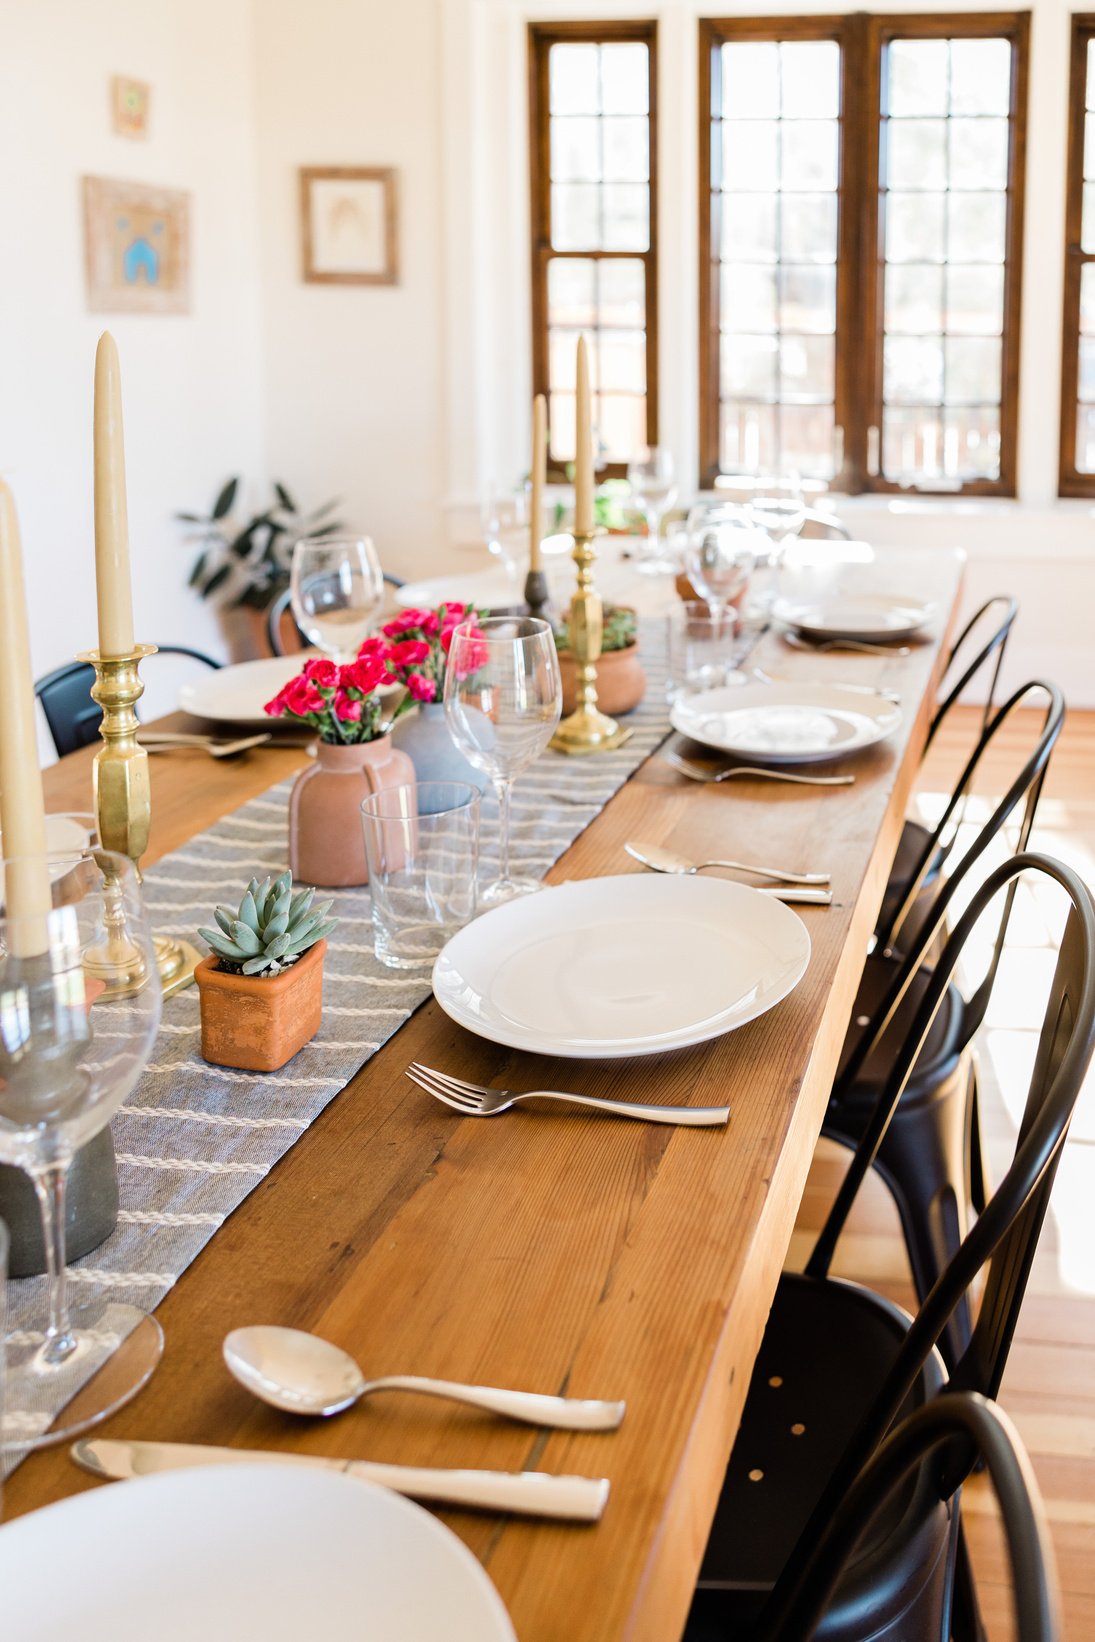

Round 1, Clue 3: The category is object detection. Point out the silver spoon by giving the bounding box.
[224,1325,625,1430]
[625,839,829,887]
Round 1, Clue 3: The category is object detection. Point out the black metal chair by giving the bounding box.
[688,852,1094,1641]
[266,575,406,657]
[828,682,1063,1367]
[759,1393,1060,1642]
[878,595,1019,946]
[35,647,221,759]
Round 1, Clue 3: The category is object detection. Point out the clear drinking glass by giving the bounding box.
[0,848,162,1451]
[442,617,562,908]
[481,488,528,607]
[361,782,480,968]
[627,447,678,574]
[290,536,384,661]
[685,503,762,613]
[666,601,745,701]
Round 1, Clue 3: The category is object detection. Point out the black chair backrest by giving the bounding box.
[927,593,1019,752]
[766,1393,1061,1642]
[35,646,221,759]
[865,677,1064,1015]
[802,854,1095,1526]
[267,572,407,657]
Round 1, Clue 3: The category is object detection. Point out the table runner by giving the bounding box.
[5,628,696,1441]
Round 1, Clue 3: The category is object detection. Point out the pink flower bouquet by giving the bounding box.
[264,652,395,743]
[359,602,490,704]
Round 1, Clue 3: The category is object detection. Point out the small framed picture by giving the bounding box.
[300,167,398,286]
[82,175,190,314]
[111,76,150,138]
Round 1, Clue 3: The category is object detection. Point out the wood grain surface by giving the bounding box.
[5,557,962,1642]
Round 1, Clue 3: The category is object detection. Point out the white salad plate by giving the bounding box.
[179,655,399,727]
[0,1463,516,1642]
[670,681,902,765]
[771,591,936,642]
[432,874,810,1059]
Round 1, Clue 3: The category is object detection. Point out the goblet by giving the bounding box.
[443,617,562,907]
[481,488,528,608]
[0,848,162,1451]
[685,502,764,614]
[290,536,384,662]
[627,447,678,574]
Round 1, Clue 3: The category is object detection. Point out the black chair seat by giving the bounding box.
[834,953,965,1104]
[689,1273,947,1640]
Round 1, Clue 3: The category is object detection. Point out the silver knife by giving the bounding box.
[72,1438,609,1522]
[758,886,832,905]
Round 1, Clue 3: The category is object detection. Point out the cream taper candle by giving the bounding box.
[574,336,593,535]
[94,331,135,658]
[530,392,547,573]
[0,481,52,956]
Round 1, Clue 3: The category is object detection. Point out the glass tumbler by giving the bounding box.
[667,601,746,701]
[361,782,480,968]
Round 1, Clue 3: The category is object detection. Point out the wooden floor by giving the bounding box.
[789,706,1095,1640]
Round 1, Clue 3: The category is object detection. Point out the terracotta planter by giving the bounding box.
[288,735,415,887]
[559,642,646,717]
[195,939,327,1072]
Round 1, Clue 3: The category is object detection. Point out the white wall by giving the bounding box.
[0,0,265,736]
[251,0,447,585]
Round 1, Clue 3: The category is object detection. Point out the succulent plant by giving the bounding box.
[198,871,337,977]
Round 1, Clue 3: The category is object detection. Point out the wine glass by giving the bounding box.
[442,617,562,907]
[685,503,764,614]
[290,536,384,662]
[0,848,162,1451]
[627,447,678,574]
[481,488,527,608]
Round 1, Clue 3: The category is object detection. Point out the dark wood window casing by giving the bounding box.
[699,13,1030,497]
[1060,15,1095,496]
[529,20,658,480]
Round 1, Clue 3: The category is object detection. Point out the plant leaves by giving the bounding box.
[213,907,234,935]
[229,921,262,956]
[212,477,239,520]
[242,954,275,976]
[274,482,295,512]
[237,891,260,934]
[187,552,209,589]
[204,565,232,598]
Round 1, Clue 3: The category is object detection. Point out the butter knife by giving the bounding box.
[71,1438,609,1522]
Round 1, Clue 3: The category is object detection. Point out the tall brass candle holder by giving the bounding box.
[78,643,200,998]
[549,526,633,756]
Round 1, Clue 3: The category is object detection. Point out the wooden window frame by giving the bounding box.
[1059,14,1095,497]
[528,19,658,481]
[698,12,1030,497]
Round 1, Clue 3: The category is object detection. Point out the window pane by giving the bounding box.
[949,119,1009,191]
[602,183,649,251]
[886,40,948,116]
[714,35,841,479]
[551,118,601,182]
[1083,182,1095,255]
[947,192,1007,263]
[600,43,648,114]
[882,409,944,480]
[886,265,944,334]
[944,337,1002,404]
[1080,337,1095,401]
[598,259,646,326]
[945,266,1004,336]
[1076,404,1095,473]
[943,408,1001,477]
[548,258,597,326]
[552,183,600,250]
[550,44,599,115]
[1081,263,1095,334]
[884,336,945,404]
[950,39,1012,115]
[602,117,649,182]
[721,42,780,119]
[886,120,948,191]
[597,394,645,460]
[550,392,576,463]
[886,194,946,263]
[599,330,646,392]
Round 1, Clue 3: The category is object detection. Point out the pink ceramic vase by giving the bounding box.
[288,735,414,887]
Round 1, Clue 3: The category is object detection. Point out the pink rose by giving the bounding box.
[303,657,338,688]
[407,671,437,703]
[282,677,324,716]
[386,638,431,669]
[344,653,392,695]
[333,689,363,722]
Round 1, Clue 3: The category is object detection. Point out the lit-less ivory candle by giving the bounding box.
[529,392,547,573]
[574,335,594,535]
[94,331,135,657]
[0,480,52,957]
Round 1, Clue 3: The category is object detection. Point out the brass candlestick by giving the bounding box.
[549,526,633,756]
[78,644,200,998]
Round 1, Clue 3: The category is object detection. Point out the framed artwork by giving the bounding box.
[111,76,150,138]
[82,175,191,315]
[300,167,399,286]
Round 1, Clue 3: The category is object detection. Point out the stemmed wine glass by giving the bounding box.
[685,503,764,615]
[290,536,384,662]
[443,617,562,907]
[0,848,162,1450]
[481,489,527,609]
[627,447,678,574]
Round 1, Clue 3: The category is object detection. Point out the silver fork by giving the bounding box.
[665,751,855,788]
[782,632,912,658]
[406,1064,730,1127]
[138,731,272,759]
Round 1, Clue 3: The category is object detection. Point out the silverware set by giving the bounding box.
[624,839,830,901]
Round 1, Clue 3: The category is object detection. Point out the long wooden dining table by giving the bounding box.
[6,550,963,1642]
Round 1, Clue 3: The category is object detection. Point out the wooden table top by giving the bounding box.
[6,554,962,1642]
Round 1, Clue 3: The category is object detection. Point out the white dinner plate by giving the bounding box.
[432,874,810,1058]
[0,1464,516,1642]
[179,655,400,727]
[394,540,573,613]
[670,681,902,765]
[771,591,936,642]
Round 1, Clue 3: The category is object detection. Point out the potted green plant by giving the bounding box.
[177,478,342,661]
[264,651,414,886]
[554,603,646,716]
[195,872,338,1072]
